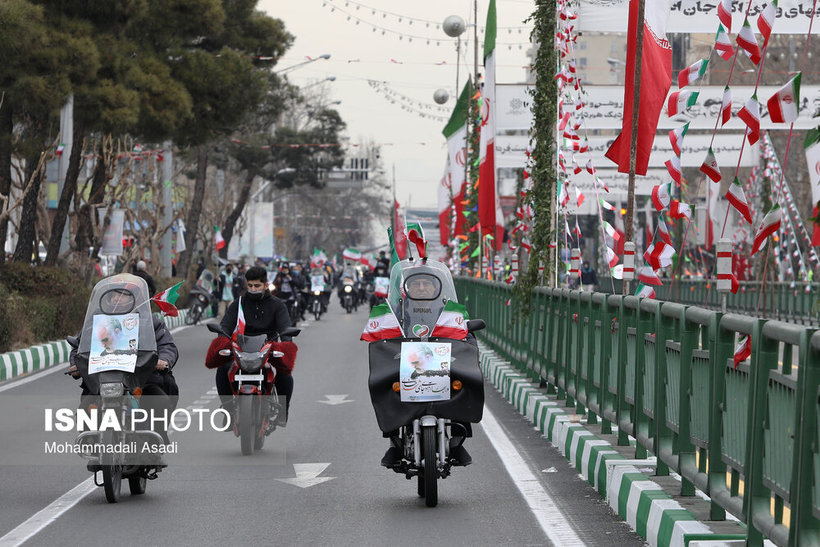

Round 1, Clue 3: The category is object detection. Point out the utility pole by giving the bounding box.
[160,141,173,277]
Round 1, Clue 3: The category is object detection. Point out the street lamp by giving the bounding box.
[275,54,331,74]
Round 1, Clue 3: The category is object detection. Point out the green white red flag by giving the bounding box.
[726,176,753,224]
[678,59,708,88]
[152,281,183,317]
[635,283,656,298]
[767,72,801,123]
[669,123,689,156]
[667,90,699,117]
[431,300,470,339]
[715,24,735,60]
[737,18,761,65]
[734,334,751,368]
[651,183,671,211]
[757,0,777,46]
[670,200,692,220]
[718,0,733,33]
[751,204,782,255]
[700,147,721,182]
[214,226,226,250]
[360,303,403,341]
[343,248,362,261]
[638,266,663,286]
[665,155,682,184]
[720,86,732,126]
[737,94,760,144]
[233,297,246,339]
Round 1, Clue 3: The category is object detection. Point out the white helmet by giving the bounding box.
[136,260,147,271]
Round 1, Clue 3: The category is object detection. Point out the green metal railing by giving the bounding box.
[455,277,820,547]
[596,278,820,326]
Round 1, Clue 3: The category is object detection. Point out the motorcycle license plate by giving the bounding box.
[235,373,264,382]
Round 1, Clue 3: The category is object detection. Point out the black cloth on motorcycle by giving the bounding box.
[367,338,484,433]
[70,274,178,398]
[219,291,292,342]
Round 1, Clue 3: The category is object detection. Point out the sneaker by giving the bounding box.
[449,445,472,466]
[380,446,403,467]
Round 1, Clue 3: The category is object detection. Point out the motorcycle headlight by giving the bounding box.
[344,285,352,293]
[238,352,266,373]
[100,382,123,399]
[313,290,321,296]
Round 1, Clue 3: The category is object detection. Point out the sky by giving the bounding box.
[260,0,536,209]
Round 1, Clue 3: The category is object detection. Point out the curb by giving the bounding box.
[478,342,747,547]
[0,308,197,382]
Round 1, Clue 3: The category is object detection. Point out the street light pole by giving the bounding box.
[275,54,331,74]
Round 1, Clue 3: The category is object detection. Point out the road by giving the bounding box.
[0,302,644,546]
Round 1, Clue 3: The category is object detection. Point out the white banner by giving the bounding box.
[579,0,816,34]
[495,134,530,168]
[230,202,274,260]
[98,208,125,256]
[572,133,760,168]
[496,84,533,130]
[580,85,820,130]
[807,140,820,203]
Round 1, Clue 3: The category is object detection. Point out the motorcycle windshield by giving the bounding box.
[387,259,459,338]
[78,274,157,356]
[195,269,215,292]
[235,333,267,352]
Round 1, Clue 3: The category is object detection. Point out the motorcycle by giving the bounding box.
[366,257,485,507]
[68,274,169,503]
[206,323,300,455]
[186,269,216,325]
[341,277,356,314]
[369,275,389,310]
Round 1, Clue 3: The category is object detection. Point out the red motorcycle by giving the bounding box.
[206,324,299,455]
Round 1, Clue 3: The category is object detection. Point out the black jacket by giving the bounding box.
[134,270,157,296]
[220,292,292,340]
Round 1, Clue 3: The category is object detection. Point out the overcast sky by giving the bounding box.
[260,0,535,209]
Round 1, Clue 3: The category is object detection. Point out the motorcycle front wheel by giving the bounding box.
[239,396,254,456]
[421,425,438,507]
[128,475,147,495]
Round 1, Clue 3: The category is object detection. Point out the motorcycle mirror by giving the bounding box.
[281,327,301,338]
[66,335,79,349]
[466,319,486,333]
[206,323,229,337]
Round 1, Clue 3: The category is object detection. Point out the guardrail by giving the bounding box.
[455,277,820,547]
[597,277,820,326]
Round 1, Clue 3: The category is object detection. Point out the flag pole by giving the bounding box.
[474,0,483,280]
[624,0,646,295]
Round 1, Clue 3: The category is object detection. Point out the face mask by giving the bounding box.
[246,289,265,300]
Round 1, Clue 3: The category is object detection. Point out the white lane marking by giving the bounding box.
[0,478,96,546]
[0,363,68,393]
[317,394,353,405]
[481,408,588,547]
[276,463,335,488]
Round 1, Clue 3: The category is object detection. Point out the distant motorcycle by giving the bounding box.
[207,323,300,456]
[186,269,216,325]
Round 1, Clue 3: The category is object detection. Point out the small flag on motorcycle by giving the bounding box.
[152,281,183,316]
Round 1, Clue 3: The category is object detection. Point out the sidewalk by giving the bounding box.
[477,341,756,547]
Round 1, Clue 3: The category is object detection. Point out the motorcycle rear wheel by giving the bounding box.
[239,396,254,456]
[102,465,122,503]
[422,425,438,507]
[128,475,147,495]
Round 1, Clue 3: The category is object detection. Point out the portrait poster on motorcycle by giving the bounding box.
[311,275,325,292]
[374,276,389,297]
[399,341,451,402]
[88,313,140,374]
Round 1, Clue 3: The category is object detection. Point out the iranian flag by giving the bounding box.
[751,204,782,255]
[360,303,403,341]
[715,24,735,60]
[233,297,246,339]
[478,0,503,249]
[645,241,676,269]
[638,266,663,286]
[737,18,761,65]
[757,0,777,46]
[152,281,183,317]
[606,246,619,268]
[718,0,733,33]
[734,334,751,368]
[670,200,692,220]
[442,80,471,245]
[665,155,682,184]
[405,221,427,258]
[767,72,801,123]
[726,176,753,224]
[667,90,699,117]
[669,122,689,156]
[678,59,708,88]
[737,94,760,144]
[700,148,721,182]
[635,283,656,298]
[343,248,362,261]
[214,226,226,250]
[651,183,672,211]
[604,0,673,175]
[393,202,407,260]
[658,218,673,244]
[806,129,820,244]
[431,300,470,339]
[720,86,732,126]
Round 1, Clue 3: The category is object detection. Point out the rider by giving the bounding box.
[216,266,294,424]
[68,278,180,442]
[337,262,359,306]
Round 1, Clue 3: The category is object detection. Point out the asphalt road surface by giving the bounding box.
[0,301,644,546]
